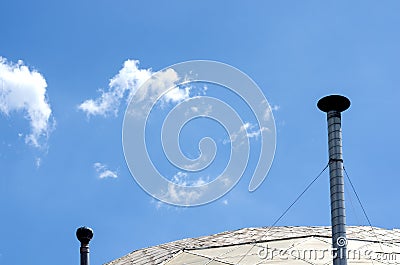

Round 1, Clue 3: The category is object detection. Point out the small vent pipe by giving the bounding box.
[76,226,94,265]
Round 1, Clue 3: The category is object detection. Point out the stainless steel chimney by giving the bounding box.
[76,227,94,265]
[318,95,350,265]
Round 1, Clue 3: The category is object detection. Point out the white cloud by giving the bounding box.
[223,122,270,145]
[93,162,118,179]
[160,171,209,205]
[163,85,190,103]
[185,104,212,117]
[271,105,280,111]
[35,157,42,168]
[0,57,54,147]
[79,59,191,117]
[263,102,280,121]
[170,171,208,186]
[222,199,229,205]
[244,123,270,139]
[79,60,152,116]
[152,199,165,210]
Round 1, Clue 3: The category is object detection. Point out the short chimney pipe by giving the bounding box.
[318,95,350,265]
[76,227,94,265]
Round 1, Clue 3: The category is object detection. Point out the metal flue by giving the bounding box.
[318,95,351,265]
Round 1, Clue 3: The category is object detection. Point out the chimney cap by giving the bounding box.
[76,226,94,245]
[317,95,351,112]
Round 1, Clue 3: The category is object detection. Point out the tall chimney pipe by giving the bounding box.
[76,227,94,265]
[318,95,350,265]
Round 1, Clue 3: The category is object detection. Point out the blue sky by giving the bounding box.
[1,1,400,264]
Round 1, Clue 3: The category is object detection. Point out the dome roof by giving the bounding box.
[105,226,400,265]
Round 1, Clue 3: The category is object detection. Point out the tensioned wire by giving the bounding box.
[193,163,393,265]
[191,162,330,265]
[343,166,385,264]
[233,162,330,264]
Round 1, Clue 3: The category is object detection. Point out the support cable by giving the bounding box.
[232,163,330,265]
[343,166,385,263]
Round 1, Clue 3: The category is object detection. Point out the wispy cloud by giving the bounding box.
[263,102,280,122]
[160,171,209,206]
[93,162,118,179]
[35,157,42,168]
[0,57,54,148]
[223,122,271,145]
[223,103,280,145]
[79,59,191,117]
[243,122,271,139]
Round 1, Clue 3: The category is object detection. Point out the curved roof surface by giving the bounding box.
[105,226,400,265]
